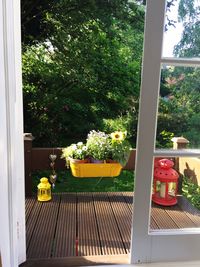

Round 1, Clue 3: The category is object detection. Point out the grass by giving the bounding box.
[32,169,134,193]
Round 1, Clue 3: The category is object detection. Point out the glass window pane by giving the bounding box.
[163,0,200,58]
[156,66,200,149]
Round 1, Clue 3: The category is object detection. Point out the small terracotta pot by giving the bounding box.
[106,159,118,163]
[90,158,105,164]
[70,158,89,164]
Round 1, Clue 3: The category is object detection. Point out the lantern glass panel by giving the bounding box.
[159,182,166,198]
[156,181,160,192]
[168,182,176,197]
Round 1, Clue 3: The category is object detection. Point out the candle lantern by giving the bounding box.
[37,177,52,201]
[152,159,179,206]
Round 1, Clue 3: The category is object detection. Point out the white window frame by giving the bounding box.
[0,0,26,266]
[130,0,200,263]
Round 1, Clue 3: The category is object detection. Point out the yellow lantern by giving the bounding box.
[37,177,51,201]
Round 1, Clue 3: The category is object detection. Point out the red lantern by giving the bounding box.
[152,159,179,206]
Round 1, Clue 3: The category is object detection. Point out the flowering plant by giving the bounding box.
[86,130,111,161]
[86,130,131,165]
[61,130,131,166]
[109,131,131,166]
[61,142,88,164]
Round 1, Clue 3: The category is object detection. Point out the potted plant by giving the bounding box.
[61,142,88,167]
[86,130,111,163]
[61,130,131,177]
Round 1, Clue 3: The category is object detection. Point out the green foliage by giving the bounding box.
[156,130,174,148]
[61,142,88,162]
[32,169,134,193]
[103,108,138,146]
[22,1,144,146]
[156,65,200,148]
[174,0,200,57]
[182,177,200,210]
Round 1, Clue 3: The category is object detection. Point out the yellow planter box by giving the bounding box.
[70,162,122,178]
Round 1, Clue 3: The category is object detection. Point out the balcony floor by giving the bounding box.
[25,192,200,260]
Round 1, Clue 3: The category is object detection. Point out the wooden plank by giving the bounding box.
[26,200,43,249]
[164,204,197,229]
[121,192,134,213]
[177,196,200,227]
[77,193,101,256]
[107,192,132,253]
[92,192,126,255]
[25,193,200,260]
[27,194,60,259]
[52,193,77,257]
[122,192,159,230]
[150,217,159,229]
[25,196,36,222]
[20,254,129,267]
[151,204,178,229]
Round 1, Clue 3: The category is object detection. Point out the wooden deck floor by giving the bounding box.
[25,192,200,260]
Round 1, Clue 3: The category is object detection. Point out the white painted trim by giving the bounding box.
[13,0,26,264]
[0,0,26,266]
[130,0,166,263]
[89,261,200,267]
[154,149,200,157]
[161,57,200,67]
[150,229,200,235]
[0,1,12,266]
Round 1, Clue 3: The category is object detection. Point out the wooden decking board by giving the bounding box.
[77,193,101,256]
[92,192,126,255]
[26,200,43,249]
[107,192,132,252]
[164,205,197,228]
[25,197,36,223]
[122,193,159,230]
[25,193,200,260]
[121,192,134,214]
[150,216,159,229]
[52,193,77,257]
[177,196,200,227]
[27,195,60,259]
[20,254,129,267]
[151,204,178,229]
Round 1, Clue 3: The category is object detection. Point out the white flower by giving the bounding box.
[71,144,77,150]
[76,149,82,154]
[77,142,83,147]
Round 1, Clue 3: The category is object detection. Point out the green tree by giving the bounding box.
[174,0,200,57]
[22,0,145,146]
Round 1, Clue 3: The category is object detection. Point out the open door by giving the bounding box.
[0,0,26,266]
[130,0,200,263]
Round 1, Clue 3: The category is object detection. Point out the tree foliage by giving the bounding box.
[174,0,200,57]
[22,0,144,146]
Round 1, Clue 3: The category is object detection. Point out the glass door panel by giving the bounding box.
[163,0,200,59]
[156,66,200,150]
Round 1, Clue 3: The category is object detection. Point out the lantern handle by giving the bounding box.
[159,159,174,169]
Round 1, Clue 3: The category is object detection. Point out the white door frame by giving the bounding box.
[130,0,200,263]
[0,0,26,266]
